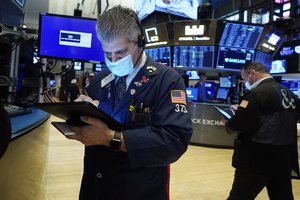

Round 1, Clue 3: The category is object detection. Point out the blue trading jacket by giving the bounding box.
[80,55,193,200]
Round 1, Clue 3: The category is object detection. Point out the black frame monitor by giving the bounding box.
[173,45,215,68]
[38,13,105,62]
[256,27,286,55]
[218,21,263,49]
[144,46,171,66]
[216,47,255,71]
[173,20,217,46]
[186,87,198,101]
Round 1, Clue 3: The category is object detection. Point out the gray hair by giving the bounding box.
[96,5,141,44]
[242,61,269,74]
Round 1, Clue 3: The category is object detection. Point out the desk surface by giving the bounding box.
[10,107,50,140]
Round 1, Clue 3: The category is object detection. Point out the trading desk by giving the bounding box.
[0,108,50,200]
[189,102,236,148]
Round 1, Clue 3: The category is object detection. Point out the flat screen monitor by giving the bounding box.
[257,29,285,54]
[173,45,214,68]
[186,87,198,101]
[38,13,105,62]
[216,47,255,71]
[219,22,263,49]
[289,81,299,92]
[254,51,273,71]
[73,61,84,71]
[173,20,217,46]
[270,60,286,74]
[185,71,199,80]
[204,81,216,97]
[50,80,56,88]
[93,63,107,72]
[219,76,236,88]
[144,47,171,66]
[216,88,229,100]
[135,0,199,20]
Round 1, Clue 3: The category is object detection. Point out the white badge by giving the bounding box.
[101,73,115,88]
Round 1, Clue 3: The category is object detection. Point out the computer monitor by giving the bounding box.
[93,63,107,72]
[186,88,198,101]
[270,60,286,74]
[144,47,171,66]
[38,13,105,62]
[254,51,273,71]
[216,88,229,100]
[219,22,263,49]
[73,62,84,71]
[219,76,236,88]
[216,47,255,71]
[173,45,215,68]
[186,71,200,80]
[256,28,285,55]
[50,80,56,88]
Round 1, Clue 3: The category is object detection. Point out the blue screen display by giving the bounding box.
[173,46,214,68]
[219,22,263,49]
[186,87,198,101]
[216,47,255,71]
[144,47,171,66]
[216,88,229,100]
[38,13,105,62]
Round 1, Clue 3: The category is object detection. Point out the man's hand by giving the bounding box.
[75,95,99,107]
[66,116,114,146]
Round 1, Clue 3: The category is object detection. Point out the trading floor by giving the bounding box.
[45,116,300,200]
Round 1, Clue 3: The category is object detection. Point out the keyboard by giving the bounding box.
[4,104,32,117]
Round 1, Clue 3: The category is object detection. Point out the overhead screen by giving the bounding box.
[144,46,171,66]
[173,45,215,68]
[216,21,264,71]
[38,13,105,62]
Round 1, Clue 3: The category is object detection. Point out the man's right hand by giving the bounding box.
[75,95,99,107]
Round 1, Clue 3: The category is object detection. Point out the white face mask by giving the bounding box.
[244,73,252,90]
[105,53,135,77]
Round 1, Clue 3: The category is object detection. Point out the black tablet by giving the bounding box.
[213,106,233,120]
[36,101,125,131]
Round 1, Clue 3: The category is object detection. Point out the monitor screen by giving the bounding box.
[270,60,286,74]
[93,62,107,72]
[135,0,200,20]
[219,76,236,88]
[186,87,198,101]
[216,88,229,100]
[50,80,56,88]
[144,23,170,48]
[173,20,217,46]
[186,71,200,80]
[73,61,84,71]
[257,28,285,54]
[38,13,105,62]
[216,47,255,71]
[204,81,216,97]
[173,45,214,68]
[144,47,171,66]
[254,51,273,71]
[219,22,263,49]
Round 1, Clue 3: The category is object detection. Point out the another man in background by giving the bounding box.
[194,72,213,103]
[225,61,299,200]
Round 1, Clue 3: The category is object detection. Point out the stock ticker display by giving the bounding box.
[173,45,214,68]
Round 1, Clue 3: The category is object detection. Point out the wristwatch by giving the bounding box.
[110,131,122,151]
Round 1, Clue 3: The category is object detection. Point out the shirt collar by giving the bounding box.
[250,76,272,89]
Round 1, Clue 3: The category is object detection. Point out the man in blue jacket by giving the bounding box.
[67,5,192,200]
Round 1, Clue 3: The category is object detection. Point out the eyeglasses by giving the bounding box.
[241,71,251,82]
